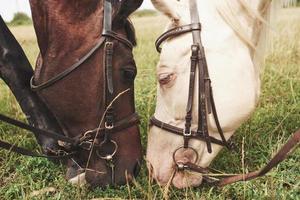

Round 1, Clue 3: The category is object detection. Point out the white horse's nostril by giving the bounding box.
[155,175,169,186]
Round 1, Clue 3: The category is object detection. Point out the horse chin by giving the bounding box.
[68,173,87,186]
[66,159,87,186]
[172,172,203,189]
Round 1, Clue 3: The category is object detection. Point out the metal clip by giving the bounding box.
[105,42,114,54]
[56,150,68,157]
[176,162,188,171]
[80,130,94,142]
[183,128,192,137]
[79,140,93,151]
[191,44,200,52]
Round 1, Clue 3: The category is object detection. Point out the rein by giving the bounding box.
[151,0,300,187]
[178,129,300,186]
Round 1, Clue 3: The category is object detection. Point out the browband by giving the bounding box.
[155,23,201,52]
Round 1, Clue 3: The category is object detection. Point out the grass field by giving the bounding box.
[0,8,299,199]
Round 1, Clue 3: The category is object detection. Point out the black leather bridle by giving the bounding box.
[0,0,139,183]
[150,0,234,162]
[150,0,300,186]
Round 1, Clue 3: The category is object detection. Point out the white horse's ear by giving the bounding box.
[151,0,180,22]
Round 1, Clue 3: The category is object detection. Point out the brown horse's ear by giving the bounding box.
[117,0,143,18]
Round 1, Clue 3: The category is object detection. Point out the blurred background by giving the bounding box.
[0,0,155,22]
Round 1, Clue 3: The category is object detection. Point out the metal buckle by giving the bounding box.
[183,128,192,137]
[77,130,95,151]
[80,130,94,142]
[79,140,93,151]
[56,150,68,157]
[105,122,114,130]
[105,41,114,49]
[176,162,188,171]
[191,44,199,52]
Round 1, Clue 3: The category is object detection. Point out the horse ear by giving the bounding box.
[118,0,143,17]
[151,0,180,21]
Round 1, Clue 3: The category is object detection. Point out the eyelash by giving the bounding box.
[158,73,175,85]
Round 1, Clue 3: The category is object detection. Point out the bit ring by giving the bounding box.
[172,146,199,167]
[96,139,118,160]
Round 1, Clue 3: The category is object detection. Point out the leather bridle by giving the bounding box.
[151,0,233,163]
[0,0,139,184]
[150,0,300,186]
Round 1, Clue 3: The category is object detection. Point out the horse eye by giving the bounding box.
[158,73,175,85]
[121,67,136,82]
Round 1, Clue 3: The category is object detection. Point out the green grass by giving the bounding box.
[131,9,158,18]
[0,8,299,199]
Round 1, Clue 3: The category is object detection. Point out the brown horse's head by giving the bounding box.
[29,0,143,187]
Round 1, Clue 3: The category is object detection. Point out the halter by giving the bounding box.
[0,0,139,184]
[151,0,234,158]
[151,0,300,186]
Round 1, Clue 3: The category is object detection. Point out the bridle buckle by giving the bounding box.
[79,140,93,151]
[55,150,68,157]
[183,129,192,137]
[105,122,114,130]
[77,130,94,151]
[80,130,94,141]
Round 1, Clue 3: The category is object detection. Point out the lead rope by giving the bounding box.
[182,129,300,186]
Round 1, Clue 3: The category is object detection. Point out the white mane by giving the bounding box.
[214,0,294,74]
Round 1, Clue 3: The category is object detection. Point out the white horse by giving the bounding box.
[147,0,288,189]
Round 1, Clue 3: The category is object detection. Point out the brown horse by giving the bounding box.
[0,0,143,187]
[30,0,143,187]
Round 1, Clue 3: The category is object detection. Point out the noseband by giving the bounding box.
[150,0,300,186]
[0,0,139,184]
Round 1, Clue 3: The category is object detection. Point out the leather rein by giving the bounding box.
[0,0,139,176]
[151,0,300,186]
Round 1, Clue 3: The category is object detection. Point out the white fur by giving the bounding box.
[147,0,281,188]
[68,173,86,186]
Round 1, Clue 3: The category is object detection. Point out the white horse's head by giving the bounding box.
[147,0,276,188]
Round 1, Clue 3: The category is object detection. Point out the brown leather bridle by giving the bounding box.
[0,0,139,184]
[150,0,300,186]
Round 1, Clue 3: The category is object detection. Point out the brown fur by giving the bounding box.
[29,0,143,186]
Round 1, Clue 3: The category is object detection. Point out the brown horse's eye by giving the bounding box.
[121,67,136,82]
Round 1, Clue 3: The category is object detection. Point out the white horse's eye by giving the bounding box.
[158,73,176,85]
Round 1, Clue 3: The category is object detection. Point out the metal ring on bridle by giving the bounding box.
[172,146,199,167]
[80,130,94,142]
[96,139,118,160]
